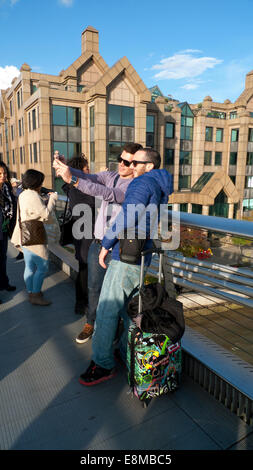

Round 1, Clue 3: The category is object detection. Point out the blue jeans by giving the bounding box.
[86,241,111,326]
[22,247,49,293]
[92,260,142,369]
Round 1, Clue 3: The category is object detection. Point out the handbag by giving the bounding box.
[119,229,146,265]
[18,202,47,246]
[59,195,73,246]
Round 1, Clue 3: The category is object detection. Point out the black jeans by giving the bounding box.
[0,232,9,289]
[75,261,89,307]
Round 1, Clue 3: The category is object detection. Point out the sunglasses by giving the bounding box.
[117,156,132,167]
[131,160,153,167]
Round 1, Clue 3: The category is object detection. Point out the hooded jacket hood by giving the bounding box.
[143,169,173,203]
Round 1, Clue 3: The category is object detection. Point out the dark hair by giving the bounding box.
[67,154,89,171]
[0,161,11,183]
[22,169,45,190]
[141,148,161,169]
[122,143,143,155]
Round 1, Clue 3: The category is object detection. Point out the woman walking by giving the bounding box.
[0,161,17,296]
[11,169,57,306]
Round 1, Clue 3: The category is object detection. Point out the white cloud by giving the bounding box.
[181,83,199,90]
[58,0,74,6]
[0,65,20,90]
[151,50,223,80]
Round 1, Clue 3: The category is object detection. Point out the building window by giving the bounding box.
[12,149,15,164]
[146,114,155,147]
[179,175,191,189]
[90,142,95,162]
[17,89,23,109]
[192,204,202,214]
[11,125,14,141]
[52,105,81,127]
[230,111,237,119]
[90,106,95,127]
[204,151,212,165]
[215,152,222,165]
[17,91,21,109]
[180,150,192,165]
[245,176,253,188]
[31,81,38,94]
[206,111,226,119]
[180,203,188,212]
[243,199,253,211]
[20,147,23,164]
[164,149,174,167]
[23,146,25,163]
[180,116,193,140]
[231,129,239,142]
[89,106,95,164]
[52,105,82,165]
[165,122,174,139]
[37,107,40,128]
[10,100,13,116]
[205,126,213,141]
[146,115,155,147]
[33,143,38,163]
[18,119,22,137]
[230,152,237,165]
[30,144,32,163]
[248,128,253,142]
[32,109,36,130]
[179,102,194,141]
[247,152,253,165]
[108,104,134,167]
[216,128,223,142]
[28,112,31,132]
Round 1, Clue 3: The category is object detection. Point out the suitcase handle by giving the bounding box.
[138,248,164,313]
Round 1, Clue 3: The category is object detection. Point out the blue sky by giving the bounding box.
[1,0,253,104]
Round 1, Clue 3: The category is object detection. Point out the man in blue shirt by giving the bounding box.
[79,148,173,386]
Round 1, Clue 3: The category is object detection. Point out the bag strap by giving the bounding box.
[113,173,120,188]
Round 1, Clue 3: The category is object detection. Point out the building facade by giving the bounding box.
[0,25,253,217]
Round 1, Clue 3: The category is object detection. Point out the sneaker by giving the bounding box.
[75,323,94,344]
[79,360,117,386]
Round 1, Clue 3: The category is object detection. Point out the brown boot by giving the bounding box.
[29,292,52,306]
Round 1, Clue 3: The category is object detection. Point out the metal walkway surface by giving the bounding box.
[0,244,253,451]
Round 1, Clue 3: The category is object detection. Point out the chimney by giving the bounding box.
[81,26,99,54]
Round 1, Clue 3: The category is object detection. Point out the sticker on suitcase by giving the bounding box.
[127,324,182,402]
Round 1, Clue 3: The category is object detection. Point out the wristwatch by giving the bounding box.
[70,175,78,185]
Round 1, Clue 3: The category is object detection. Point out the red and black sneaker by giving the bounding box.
[79,360,117,386]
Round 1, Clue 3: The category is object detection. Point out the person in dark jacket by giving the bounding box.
[0,161,17,294]
[62,155,96,315]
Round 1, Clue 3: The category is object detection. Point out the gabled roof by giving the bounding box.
[193,170,240,203]
[86,56,151,102]
[61,50,109,79]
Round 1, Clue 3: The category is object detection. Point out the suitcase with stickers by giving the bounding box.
[126,249,184,408]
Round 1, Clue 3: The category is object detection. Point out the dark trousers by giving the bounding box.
[0,233,9,289]
[86,241,111,326]
[75,261,89,307]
